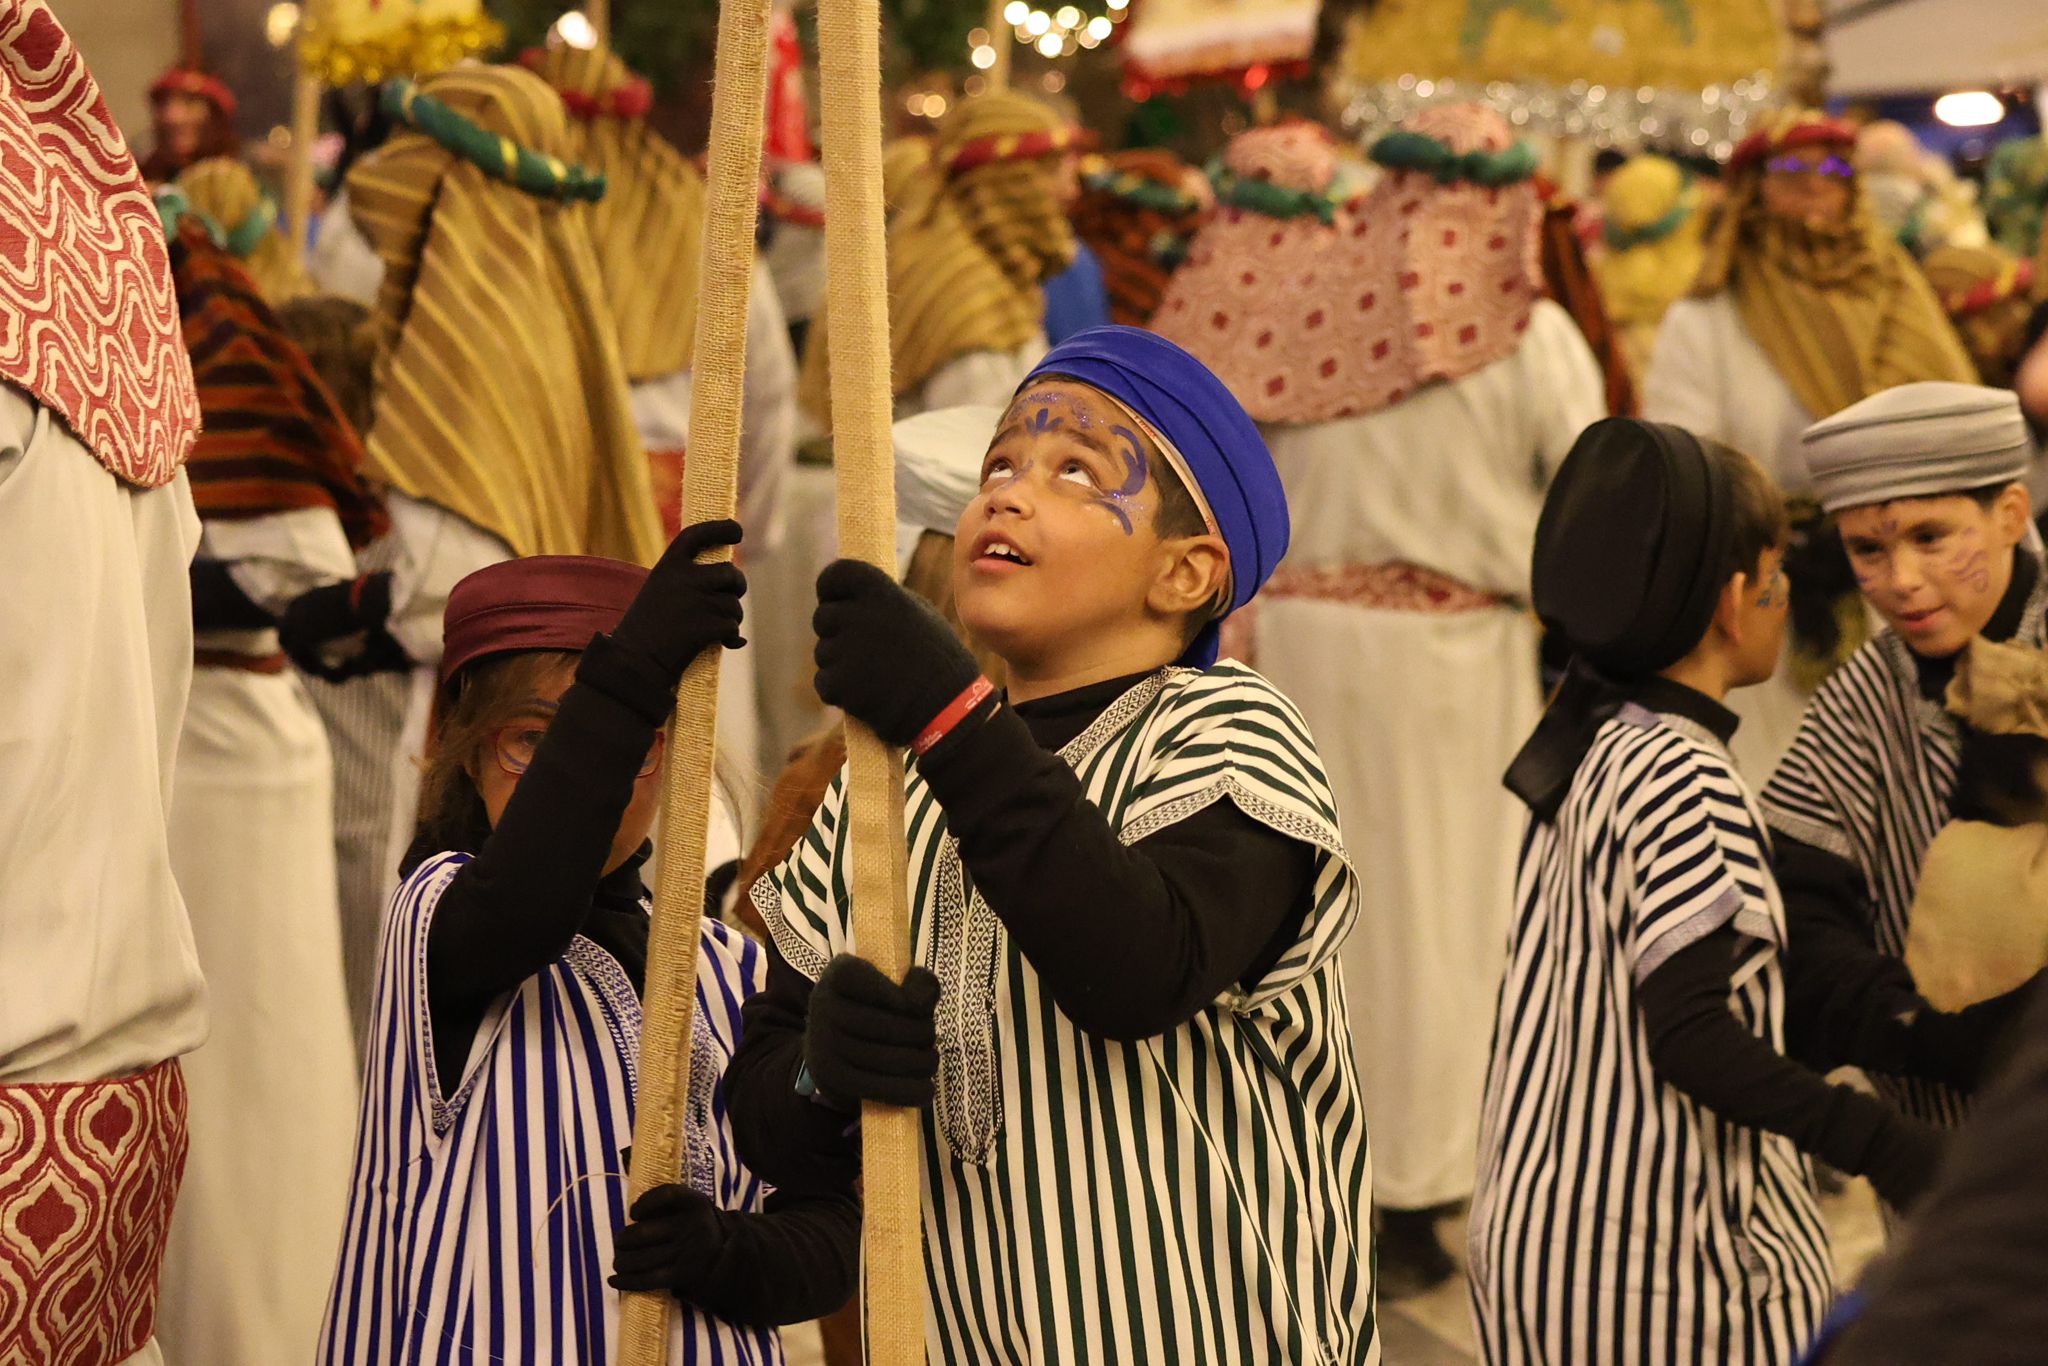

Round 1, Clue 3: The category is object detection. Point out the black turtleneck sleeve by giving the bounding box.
[424,637,664,1075]
[914,695,1315,1042]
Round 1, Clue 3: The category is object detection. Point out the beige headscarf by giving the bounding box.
[800,93,1078,422]
[1694,109,1975,420]
[346,64,662,565]
[176,156,314,304]
[521,44,706,381]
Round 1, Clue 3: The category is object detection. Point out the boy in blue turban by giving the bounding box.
[727,326,1377,1361]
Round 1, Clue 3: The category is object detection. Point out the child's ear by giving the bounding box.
[1993,482,2033,549]
[1149,534,1229,619]
[1713,571,1751,645]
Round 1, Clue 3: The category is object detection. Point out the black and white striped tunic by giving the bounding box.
[1470,704,1834,1366]
[756,663,1378,1364]
[318,852,780,1365]
[1759,566,2048,1130]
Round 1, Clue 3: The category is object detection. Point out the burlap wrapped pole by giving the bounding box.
[284,0,329,262]
[818,0,926,1356]
[614,0,771,1359]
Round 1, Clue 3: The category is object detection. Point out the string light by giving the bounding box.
[264,2,300,48]
[550,9,598,49]
[997,0,1128,60]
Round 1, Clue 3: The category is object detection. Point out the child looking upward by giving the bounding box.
[728,326,1377,1362]
[1473,419,1944,1364]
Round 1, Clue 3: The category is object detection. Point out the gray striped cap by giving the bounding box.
[1802,381,2031,513]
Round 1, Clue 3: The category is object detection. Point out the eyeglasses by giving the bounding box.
[494,722,663,778]
[1764,153,1853,181]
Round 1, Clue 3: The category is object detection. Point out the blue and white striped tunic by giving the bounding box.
[318,851,782,1366]
[1469,704,1835,1366]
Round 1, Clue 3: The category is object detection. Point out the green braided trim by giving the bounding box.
[222,195,277,258]
[1603,186,1695,252]
[154,186,225,247]
[1082,169,1202,217]
[1206,163,1339,224]
[1369,129,1539,188]
[382,79,606,203]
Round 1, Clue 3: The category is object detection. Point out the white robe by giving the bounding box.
[0,385,206,1366]
[158,508,361,1366]
[1253,300,1608,1210]
[1642,292,1819,783]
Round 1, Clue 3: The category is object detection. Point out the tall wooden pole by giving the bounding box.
[986,0,1012,91]
[283,0,327,264]
[817,0,926,1354]
[613,0,771,1358]
[586,0,611,45]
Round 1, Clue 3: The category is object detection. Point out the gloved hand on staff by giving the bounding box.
[812,558,988,750]
[800,953,942,1110]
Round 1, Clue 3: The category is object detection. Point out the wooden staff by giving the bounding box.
[586,0,611,45]
[985,0,1012,91]
[283,0,327,264]
[613,0,772,1358]
[817,0,925,1356]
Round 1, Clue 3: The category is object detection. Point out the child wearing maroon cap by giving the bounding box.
[318,522,856,1366]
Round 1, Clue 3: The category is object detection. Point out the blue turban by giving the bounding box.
[1020,325,1290,668]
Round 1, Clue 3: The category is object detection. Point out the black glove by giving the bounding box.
[610,518,747,675]
[1859,1112,1949,1211]
[609,1182,729,1297]
[1904,971,2044,1091]
[802,954,941,1109]
[279,573,411,682]
[812,558,981,748]
[190,559,276,632]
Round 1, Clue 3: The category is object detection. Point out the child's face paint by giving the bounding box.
[1836,492,2025,658]
[1729,547,1791,687]
[956,379,1184,676]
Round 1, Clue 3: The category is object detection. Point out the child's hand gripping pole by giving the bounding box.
[615,0,771,1358]
[817,0,928,1355]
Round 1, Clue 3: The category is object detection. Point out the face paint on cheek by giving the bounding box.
[1089,425,1149,535]
[1756,569,1787,609]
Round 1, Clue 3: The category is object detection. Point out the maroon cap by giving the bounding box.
[440,555,649,684]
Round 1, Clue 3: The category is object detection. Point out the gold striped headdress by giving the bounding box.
[521,43,707,381]
[800,92,1082,420]
[345,65,663,566]
[175,156,313,304]
[1693,108,1975,419]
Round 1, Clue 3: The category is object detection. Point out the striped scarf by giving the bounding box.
[1069,150,1210,327]
[167,217,388,547]
[1695,172,1976,420]
[522,44,706,381]
[346,65,662,566]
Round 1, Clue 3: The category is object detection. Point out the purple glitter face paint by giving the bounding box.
[1088,425,1148,535]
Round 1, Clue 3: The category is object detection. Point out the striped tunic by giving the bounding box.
[1470,704,1834,1366]
[757,663,1378,1364]
[318,852,782,1366]
[1760,562,2048,1129]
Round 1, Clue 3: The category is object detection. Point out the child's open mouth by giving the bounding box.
[971,532,1033,569]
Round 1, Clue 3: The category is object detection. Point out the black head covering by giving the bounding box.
[1505,417,1737,819]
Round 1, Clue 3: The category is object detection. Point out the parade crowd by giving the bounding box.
[11,2,2048,1362]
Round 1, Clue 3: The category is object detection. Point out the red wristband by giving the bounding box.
[911,675,997,756]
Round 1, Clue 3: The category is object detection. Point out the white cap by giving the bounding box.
[893,405,1003,575]
[1801,382,2033,513]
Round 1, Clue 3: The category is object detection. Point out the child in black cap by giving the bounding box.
[1471,418,1942,1365]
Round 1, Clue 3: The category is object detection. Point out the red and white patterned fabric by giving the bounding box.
[0,1060,190,1366]
[1264,561,1509,614]
[0,1,198,489]
[1156,105,1541,426]
[1151,124,1357,424]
